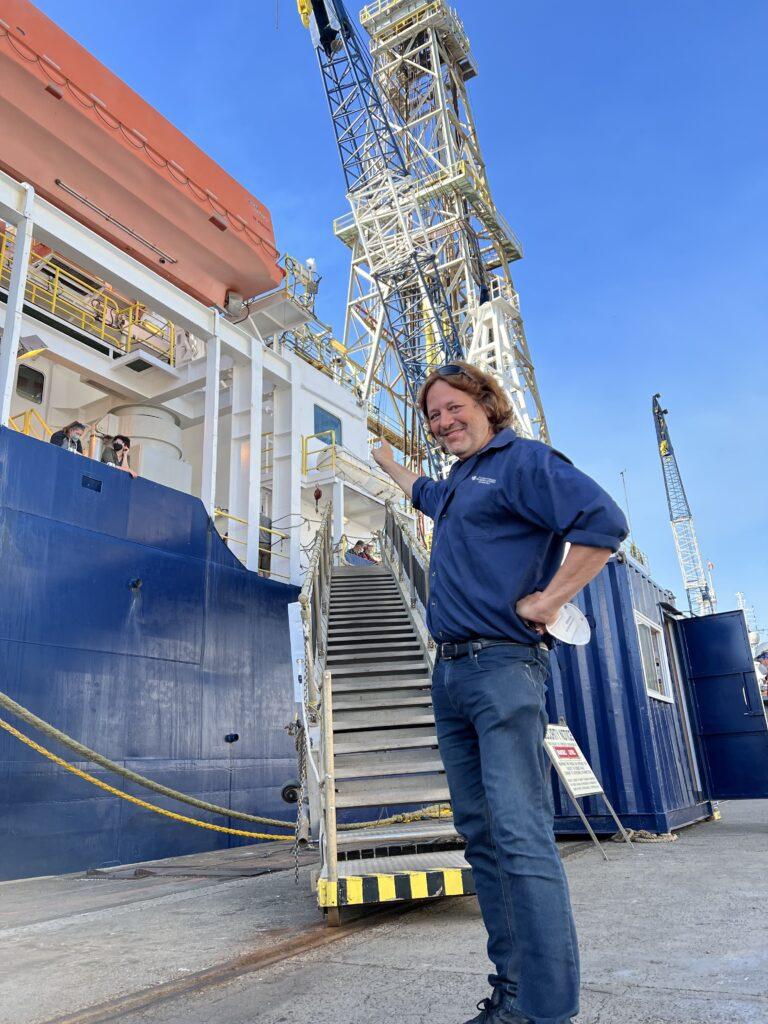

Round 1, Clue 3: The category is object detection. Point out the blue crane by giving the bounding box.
[652,394,716,616]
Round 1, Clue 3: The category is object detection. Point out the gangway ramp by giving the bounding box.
[306,554,473,924]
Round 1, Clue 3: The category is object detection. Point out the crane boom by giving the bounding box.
[652,394,716,616]
[299,0,464,474]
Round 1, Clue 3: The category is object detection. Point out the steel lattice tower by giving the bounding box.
[652,394,716,616]
[335,0,549,447]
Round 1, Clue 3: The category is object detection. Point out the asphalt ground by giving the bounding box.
[1,800,766,1024]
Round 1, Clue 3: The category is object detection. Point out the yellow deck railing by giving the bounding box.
[301,430,338,476]
[0,227,176,364]
[213,508,290,581]
[8,407,53,441]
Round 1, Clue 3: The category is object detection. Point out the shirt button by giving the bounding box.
[430,601,436,607]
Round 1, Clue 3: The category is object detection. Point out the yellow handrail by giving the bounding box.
[213,508,291,580]
[301,429,337,475]
[7,407,53,441]
[0,227,178,365]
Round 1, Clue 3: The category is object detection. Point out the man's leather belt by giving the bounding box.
[436,638,546,661]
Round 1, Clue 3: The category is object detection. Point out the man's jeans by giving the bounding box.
[432,645,579,1024]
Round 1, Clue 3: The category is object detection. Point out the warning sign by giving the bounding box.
[544,724,603,799]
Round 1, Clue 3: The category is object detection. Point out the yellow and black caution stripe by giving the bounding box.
[318,867,475,908]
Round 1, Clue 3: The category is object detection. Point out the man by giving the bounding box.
[49,420,86,454]
[373,362,628,1024]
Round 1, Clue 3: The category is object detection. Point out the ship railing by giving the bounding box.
[7,406,53,442]
[301,431,400,500]
[0,226,177,365]
[213,508,291,581]
[379,500,434,660]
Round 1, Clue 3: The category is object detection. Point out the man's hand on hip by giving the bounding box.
[516,591,562,635]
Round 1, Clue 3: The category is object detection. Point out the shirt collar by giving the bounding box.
[481,427,518,453]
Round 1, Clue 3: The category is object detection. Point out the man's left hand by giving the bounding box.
[515,592,562,635]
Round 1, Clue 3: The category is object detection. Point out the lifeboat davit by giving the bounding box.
[0,0,283,307]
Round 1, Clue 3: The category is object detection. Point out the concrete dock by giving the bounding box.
[2,800,766,1024]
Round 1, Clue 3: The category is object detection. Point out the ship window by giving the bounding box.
[314,406,342,446]
[635,612,673,701]
[16,365,45,405]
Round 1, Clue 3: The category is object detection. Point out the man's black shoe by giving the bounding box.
[463,997,496,1024]
[462,994,531,1024]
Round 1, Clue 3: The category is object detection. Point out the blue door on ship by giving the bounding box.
[675,611,768,799]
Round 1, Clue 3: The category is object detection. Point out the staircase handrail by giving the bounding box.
[298,500,334,711]
[388,501,431,566]
[380,501,434,661]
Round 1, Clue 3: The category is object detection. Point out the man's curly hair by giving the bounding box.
[417,361,514,435]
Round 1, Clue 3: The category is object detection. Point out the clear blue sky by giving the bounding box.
[33,0,768,631]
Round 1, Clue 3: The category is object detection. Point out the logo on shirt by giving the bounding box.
[471,475,496,485]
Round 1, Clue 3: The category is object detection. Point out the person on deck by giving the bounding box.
[101,434,137,478]
[362,542,378,563]
[372,361,628,1024]
[49,421,86,454]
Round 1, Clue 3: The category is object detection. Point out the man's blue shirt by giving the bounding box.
[411,428,629,644]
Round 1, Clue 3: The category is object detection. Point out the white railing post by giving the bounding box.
[0,184,34,426]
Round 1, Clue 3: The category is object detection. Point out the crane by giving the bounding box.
[297,0,464,474]
[652,394,716,616]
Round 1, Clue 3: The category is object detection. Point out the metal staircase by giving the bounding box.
[328,564,449,809]
[294,503,472,924]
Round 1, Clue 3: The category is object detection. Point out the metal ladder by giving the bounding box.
[297,504,473,925]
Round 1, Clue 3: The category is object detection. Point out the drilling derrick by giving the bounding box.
[299,0,464,474]
[345,0,549,442]
[652,394,716,616]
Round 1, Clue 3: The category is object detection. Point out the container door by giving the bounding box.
[676,611,768,799]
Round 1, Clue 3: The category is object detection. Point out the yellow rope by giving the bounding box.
[0,717,292,842]
[0,689,292,829]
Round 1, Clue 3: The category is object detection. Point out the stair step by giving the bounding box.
[328,638,420,650]
[333,725,438,754]
[329,622,416,635]
[329,612,411,623]
[330,660,428,678]
[334,773,450,809]
[333,687,433,711]
[331,675,431,693]
[334,746,443,779]
[333,706,436,730]
[331,598,405,606]
[333,674,431,694]
[336,820,458,850]
[327,648,422,664]
[332,568,391,577]
[331,584,398,592]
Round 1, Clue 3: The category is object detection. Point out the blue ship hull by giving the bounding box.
[0,427,299,881]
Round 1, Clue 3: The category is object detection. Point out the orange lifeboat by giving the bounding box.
[0,0,283,307]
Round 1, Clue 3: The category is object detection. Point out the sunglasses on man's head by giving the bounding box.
[436,364,470,378]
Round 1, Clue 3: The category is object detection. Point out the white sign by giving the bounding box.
[545,724,603,799]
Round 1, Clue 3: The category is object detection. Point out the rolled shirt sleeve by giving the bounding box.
[411,476,448,520]
[509,444,629,552]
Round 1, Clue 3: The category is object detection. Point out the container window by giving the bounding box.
[635,612,673,700]
[314,405,342,446]
[16,365,45,405]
